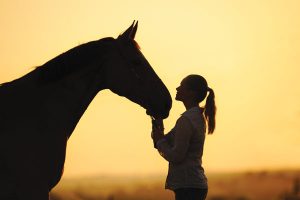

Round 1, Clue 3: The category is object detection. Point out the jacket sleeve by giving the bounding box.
[156,116,194,163]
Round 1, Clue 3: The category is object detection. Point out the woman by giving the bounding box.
[152,74,216,200]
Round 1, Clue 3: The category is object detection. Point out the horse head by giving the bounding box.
[102,21,172,119]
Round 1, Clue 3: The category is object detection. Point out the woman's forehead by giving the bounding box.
[181,77,190,85]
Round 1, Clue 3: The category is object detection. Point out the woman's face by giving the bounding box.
[175,78,193,102]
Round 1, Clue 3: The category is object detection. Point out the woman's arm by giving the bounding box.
[155,116,194,163]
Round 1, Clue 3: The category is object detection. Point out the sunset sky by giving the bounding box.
[1,0,300,178]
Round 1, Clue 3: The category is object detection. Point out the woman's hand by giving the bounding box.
[152,127,164,142]
[151,118,164,143]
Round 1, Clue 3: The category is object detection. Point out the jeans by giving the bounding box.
[174,188,208,200]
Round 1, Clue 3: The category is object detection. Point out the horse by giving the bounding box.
[0,21,172,200]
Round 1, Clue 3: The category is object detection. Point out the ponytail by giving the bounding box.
[204,87,216,134]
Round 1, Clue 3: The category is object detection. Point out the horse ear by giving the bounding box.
[118,21,138,40]
[131,21,138,39]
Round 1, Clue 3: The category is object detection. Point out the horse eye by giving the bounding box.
[130,67,139,77]
[132,59,142,65]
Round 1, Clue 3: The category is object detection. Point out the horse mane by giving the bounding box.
[36,37,115,84]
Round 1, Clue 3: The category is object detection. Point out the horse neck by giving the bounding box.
[40,65,105,137]
[1,39,110,137]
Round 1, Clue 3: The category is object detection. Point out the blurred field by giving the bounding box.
[50,170,300,200]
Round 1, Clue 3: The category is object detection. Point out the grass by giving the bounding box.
[50,170,300,200]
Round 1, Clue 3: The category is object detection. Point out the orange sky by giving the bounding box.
[1,0,300,178]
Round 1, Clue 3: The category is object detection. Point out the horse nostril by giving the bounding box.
[165,103,169,110]
[164,102,171,113]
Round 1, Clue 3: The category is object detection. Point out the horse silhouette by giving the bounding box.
[0,21,172,200]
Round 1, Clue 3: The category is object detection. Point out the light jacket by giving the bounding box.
[156,107,208,190]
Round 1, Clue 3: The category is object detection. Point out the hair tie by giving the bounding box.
[207,87,212,92]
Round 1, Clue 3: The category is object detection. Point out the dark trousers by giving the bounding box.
[174,188,208,200]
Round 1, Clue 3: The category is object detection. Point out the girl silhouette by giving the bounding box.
[152,74,216,200]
